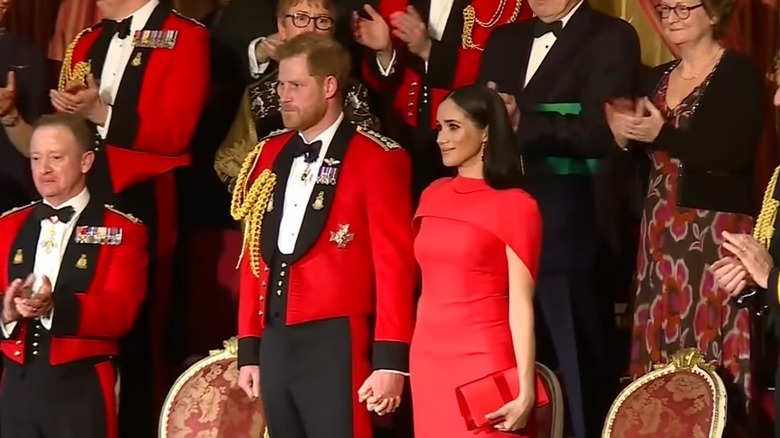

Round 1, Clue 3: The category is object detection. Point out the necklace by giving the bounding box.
[678,47,723,80]
[462,0,523,51]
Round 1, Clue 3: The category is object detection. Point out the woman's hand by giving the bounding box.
[721,231,774,289]
[621,98,664,143]
[485,393,535,432]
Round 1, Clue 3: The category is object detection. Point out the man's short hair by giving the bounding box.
[276,32,351,95]
[276,0,336,19]
[32,114,95,153]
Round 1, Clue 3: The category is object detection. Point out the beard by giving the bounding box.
[281,102,327,132]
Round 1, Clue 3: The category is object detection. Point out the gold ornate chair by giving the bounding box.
[159,337,269,438]
[535,362,565,438]
[601,348,727,438]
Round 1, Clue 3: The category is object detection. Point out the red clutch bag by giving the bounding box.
[455,367,550,431]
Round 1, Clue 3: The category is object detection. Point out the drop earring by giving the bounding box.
[480,141,486,161]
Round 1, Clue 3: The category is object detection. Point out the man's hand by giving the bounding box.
[49,74,109,126]
[15,275,52,319]
[721,231,775,289]
[389,6,431,61]
[358,370,404,415]
[255,33,282,65]
[238,365,261,400]
[487,81,520,132]
[352,5,392,55]
[0,70,17,116]
[2,274,33,324]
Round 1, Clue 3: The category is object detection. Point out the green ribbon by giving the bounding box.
[534,103,600,175]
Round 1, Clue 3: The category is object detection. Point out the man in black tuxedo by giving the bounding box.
[478,1,640,437]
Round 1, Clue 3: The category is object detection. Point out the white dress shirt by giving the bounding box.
[524,0,584,87]
[1,188,91,338]
[277,113,344,254]
[97,0,160,138]
[377,0,455,76]
[248,37,272,79]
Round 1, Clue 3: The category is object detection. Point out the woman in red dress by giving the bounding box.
[409,84,542,437]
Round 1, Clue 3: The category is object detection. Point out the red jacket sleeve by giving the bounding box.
[363,145,416,372]
[50,218,149,338]
[237,245,263,367]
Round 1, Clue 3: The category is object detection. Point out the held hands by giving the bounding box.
[255,33,283,65]
[485,393,535,432]
[358,370,404,415]
[0,70,18,116]
[713,231,774,290]
[487,81,520,132]
[49,74,109,126]
[238,365,261,399]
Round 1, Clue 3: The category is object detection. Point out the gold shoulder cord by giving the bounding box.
[754,166,780,249]
[58,28,92,91]
[230,140,277,277]
[462,0,523,51]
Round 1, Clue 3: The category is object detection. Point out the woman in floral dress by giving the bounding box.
[605,0,764,427]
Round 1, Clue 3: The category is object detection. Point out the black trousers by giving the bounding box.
[259,317,373,438]
[1,359,117,438]
[534,271,617,438]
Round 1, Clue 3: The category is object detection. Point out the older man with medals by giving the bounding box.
[232,32,415,438]
[0,114,148,438]
[49,0,209,435]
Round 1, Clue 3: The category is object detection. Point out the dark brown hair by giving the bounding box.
[276,32,351,95]
[32,114,95,153]
[276,0,336,19]
[701,0,737,39]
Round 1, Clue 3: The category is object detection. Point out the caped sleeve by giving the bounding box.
[495,191,543,281]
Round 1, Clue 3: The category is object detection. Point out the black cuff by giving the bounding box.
[104,104,139,148]
[238,337,261,367]
[424,39,457,89]
[372,341,409,373]
[767,267,780,307]
[50,293,81,336]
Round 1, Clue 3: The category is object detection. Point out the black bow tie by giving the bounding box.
[36,204,75,223]
[294,139,322,164]
[103,17,133,39]
[534,20,563,38]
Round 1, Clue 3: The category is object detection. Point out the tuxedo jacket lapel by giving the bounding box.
[292,122,356,261]
[55,200,104,296]
[261,136,298,264]
[522,5,594,100]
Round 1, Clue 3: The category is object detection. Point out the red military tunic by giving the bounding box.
[56,2,209,416]
[0,200,148,438]
[363,0,533,131]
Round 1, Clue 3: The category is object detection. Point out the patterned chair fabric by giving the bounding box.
[535,362,565,438]
[602,348,727,438]
[159,337,269,438]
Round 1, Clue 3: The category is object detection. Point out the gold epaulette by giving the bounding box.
[58,27,95,91]
[356,126,401,151]
[104,205,143,224]
[0,201,39,218]
[754,166,780,249]
[171,9,206,27]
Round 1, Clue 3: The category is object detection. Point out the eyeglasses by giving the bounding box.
[655,3,704,19]
[285,12,334,31]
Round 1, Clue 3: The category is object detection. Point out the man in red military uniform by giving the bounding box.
[0,114,148,438]
[352,0,532,201]
[232,33,416,438]
[49,0,209,434]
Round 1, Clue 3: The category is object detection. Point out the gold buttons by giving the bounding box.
[278,281,283,286]
[276,290,282,296]
[32,351,38,356]
[32,342,38,347]
[13,351,20,357]
[258,310,264,316]
[259,296,265,301]
[15,340,21,345]
[281,262,288,268]
[261,281,267,287]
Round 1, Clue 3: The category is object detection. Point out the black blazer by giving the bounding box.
[478,3,641,273]
[638,50,764,216]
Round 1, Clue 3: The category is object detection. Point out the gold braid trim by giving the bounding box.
[230,141,277,277]
[58,28,92,91]
[754,166,780,249]
[462,0,523,51]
